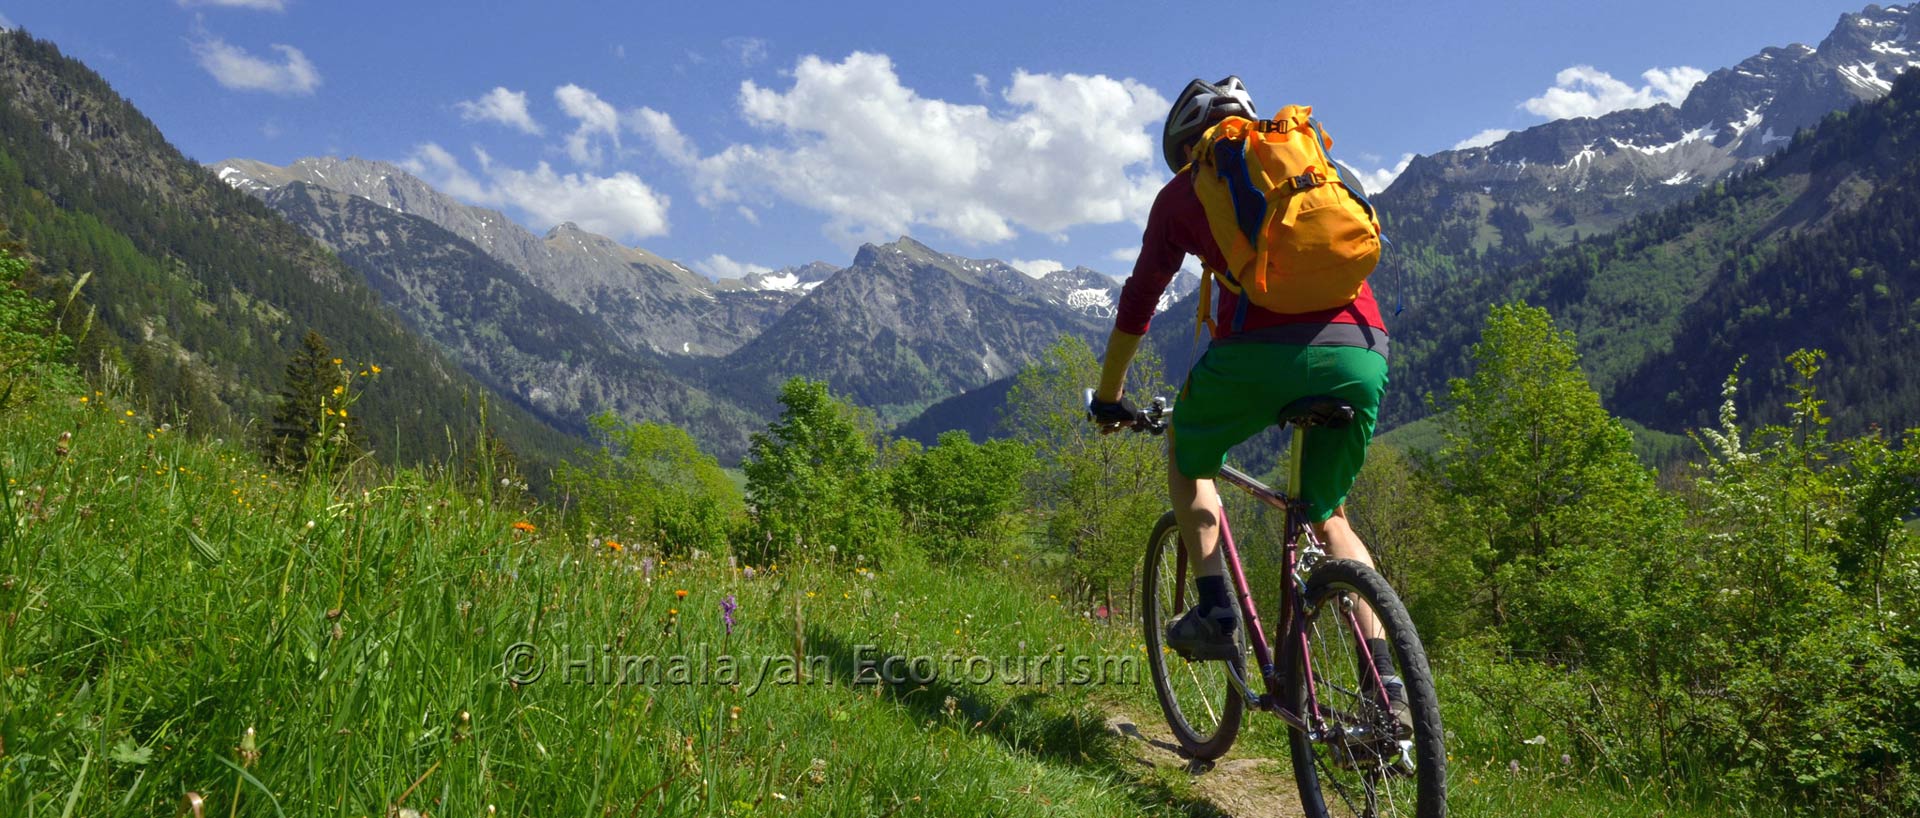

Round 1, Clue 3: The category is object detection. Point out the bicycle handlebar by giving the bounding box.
[1083,388,1171,435]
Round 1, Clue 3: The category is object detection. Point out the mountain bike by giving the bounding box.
[1110,392,1446,818]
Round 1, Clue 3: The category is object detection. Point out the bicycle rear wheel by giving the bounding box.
[1141,510,1246,760]
[1282,558,1446,818]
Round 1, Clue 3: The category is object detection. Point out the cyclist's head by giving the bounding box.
[1163,76,1256,173]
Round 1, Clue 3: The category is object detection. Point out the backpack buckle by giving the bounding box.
[1290,172,1324,190]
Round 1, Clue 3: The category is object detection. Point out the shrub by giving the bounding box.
[888,431,1034,564]
[557,412,741,556]
[742,378,899,567]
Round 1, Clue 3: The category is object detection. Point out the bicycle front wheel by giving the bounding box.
[1282,558,1446,818]
[1141,510,1246,760]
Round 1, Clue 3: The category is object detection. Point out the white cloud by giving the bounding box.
[1521,65,1707,120]
[1353,153,1414,196]
[736,206,759,225]
[192,36,321,95]
[403,143,670,242]
[632,106,696,164]
[723,36,769,67]
[1452,128,1511,150]
[1009,258,1065,279]
[0,13,14,30]
[1108,246,1139,263]
[555,84,621,166]
[636,52,1167,247]
[696,254,771,279]
[456,87,543,136]
[179,0,287,10]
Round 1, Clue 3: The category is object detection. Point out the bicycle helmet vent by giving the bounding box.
[1162,76,1257,173]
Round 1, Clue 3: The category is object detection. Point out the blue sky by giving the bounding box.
[0,0,1886,279]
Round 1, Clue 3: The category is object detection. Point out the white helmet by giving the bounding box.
[1163,76,1257,173]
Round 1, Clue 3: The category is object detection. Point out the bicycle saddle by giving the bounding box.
[1277,395,1355,430]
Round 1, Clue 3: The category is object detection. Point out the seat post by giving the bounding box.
[1287,423,1307,504]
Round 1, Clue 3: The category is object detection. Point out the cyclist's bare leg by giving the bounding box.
[1314,506,1385,640]
[1167,443,1227,578]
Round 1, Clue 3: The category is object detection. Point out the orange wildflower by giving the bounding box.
[606,540,623,552]
[674,589,688,599]
[511,521,537,533]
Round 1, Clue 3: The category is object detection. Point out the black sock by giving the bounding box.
[1197,575,1231,611]
[1196,575,1236,633]
[1366,638,1397,680]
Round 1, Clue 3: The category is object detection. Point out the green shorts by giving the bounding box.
[1170,343,1388,523]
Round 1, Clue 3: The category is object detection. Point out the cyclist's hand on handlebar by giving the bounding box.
[1085,390,1138,435]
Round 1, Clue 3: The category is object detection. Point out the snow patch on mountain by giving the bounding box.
[1561,144,1600,170]
[754,272,801,291]
[1838,61,1894,93]
[1065,287,1115,318]
[1613,125,1719,156]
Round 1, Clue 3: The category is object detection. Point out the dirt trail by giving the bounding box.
[1105,711,1306,818]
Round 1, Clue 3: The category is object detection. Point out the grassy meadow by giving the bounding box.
[0,380,1784,818]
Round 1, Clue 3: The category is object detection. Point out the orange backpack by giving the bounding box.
[1186,105,1383,334]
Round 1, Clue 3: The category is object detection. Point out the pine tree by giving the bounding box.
[266,329,356,469]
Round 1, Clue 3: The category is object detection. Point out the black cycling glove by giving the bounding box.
[1087,394,1138,426]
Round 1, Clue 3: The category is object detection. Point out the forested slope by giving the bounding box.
[1393,68,1920,435]
[0,31,578,467]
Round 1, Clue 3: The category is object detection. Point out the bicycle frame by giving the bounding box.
[1096,389,1399,746]
[1178,425,1392,741]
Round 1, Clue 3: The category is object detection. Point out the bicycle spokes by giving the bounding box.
[1302,589,1421,817]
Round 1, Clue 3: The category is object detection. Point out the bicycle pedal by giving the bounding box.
[1171,644,1242,663]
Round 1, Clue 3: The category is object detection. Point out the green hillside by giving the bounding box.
[5,263,1834,817]
[1387,68,1920,437]
[0,32,579,472]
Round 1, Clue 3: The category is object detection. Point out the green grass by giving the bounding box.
[1381,412,1695,471]
[0,386,1776,816]
[1376,414,1447,456]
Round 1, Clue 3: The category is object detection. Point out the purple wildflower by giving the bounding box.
[720,594,737,635]
[640,557,655,581]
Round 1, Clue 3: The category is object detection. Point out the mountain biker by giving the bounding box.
[1088,76,1399,705]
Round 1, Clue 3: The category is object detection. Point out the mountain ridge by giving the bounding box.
[0,31,583,470]
[1378,3,1920,260]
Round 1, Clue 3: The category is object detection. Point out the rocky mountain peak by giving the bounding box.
[212,155,747,355]
[1378,2,1919,254]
